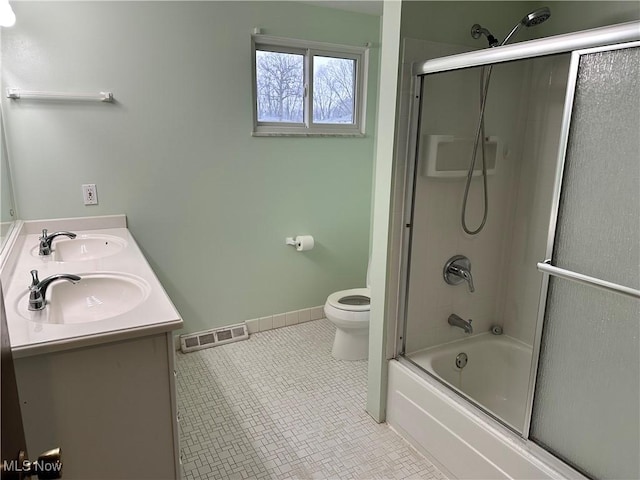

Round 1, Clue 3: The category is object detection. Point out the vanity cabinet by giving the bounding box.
[2,217,183,479]
[14,332,180,479]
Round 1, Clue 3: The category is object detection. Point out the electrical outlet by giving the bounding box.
[82,184,98,205]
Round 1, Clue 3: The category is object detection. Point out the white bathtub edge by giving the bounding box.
[387,359,585,480]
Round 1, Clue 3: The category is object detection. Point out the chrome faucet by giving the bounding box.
[28,270,81,311]
[443,255,475,293]
[448,313,473,334]
[39,229,77,256]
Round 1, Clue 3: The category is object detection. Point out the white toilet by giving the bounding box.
[324,268,370,361]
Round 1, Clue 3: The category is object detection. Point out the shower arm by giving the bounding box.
[471,24,499,47]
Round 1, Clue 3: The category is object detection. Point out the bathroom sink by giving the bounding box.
[54,235,127,261]
[31,234,127,261]
[16,273,150,324]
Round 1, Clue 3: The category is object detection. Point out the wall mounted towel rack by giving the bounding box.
[6,88,114,102]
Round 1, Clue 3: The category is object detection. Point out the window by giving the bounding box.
[252,36,368,136]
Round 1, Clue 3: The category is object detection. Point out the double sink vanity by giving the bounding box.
[1,215,183,479]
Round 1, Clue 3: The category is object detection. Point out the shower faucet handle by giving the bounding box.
[443,255,475,293]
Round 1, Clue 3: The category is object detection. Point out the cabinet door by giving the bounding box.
[1,284,28,479]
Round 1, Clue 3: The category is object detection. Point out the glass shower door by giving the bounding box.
[530,45,640,479]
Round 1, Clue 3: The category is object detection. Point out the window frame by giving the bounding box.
[251,35,369,137]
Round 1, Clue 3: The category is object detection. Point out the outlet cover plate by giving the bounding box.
[82,184,98,205]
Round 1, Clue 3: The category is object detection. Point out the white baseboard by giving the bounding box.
[245,305,325,334]
[174,305,326,350]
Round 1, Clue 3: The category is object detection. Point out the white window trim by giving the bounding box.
[251,34,369,137]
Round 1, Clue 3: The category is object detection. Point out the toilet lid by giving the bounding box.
[327,288,371,312]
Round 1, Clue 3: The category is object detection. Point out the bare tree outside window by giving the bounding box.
[255,50,304,123]
[313,56,355,124]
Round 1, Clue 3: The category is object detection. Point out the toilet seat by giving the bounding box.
[326,288,371,312]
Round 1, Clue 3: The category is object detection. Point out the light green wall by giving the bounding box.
[1,1,380,334]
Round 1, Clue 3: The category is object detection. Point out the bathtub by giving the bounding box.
[387,335,582,479]
[408,333,532,430]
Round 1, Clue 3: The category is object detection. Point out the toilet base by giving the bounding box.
[332,328,369,361]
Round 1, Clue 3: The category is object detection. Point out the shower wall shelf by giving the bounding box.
[6,88,114,103]
[422,134,500,178]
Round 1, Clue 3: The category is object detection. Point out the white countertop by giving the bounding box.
[3,216,183,358]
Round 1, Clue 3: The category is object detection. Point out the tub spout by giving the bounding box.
[448,314,473,334]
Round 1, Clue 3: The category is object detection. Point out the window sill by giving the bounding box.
[252,131,366,138]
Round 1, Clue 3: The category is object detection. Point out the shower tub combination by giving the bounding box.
[388,11,640,480]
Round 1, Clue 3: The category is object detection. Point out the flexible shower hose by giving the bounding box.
[461,65,492,235]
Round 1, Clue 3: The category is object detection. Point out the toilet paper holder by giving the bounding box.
[285,237,297,247]
[285,235,314,251]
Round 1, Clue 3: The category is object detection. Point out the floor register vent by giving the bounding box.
[180,323,248,353]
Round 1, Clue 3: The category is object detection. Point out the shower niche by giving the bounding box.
[422,134,500,178]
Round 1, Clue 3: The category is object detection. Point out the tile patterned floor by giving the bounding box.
[176,319,447,480]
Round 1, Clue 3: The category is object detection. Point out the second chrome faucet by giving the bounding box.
[39,229,77,256]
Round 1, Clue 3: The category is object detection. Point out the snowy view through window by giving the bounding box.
[256,50,304,123]
[313,56,355,124]
[256,50,355,125]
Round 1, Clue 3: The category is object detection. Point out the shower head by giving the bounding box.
[501,7,551,46]
[522,7,551,27]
